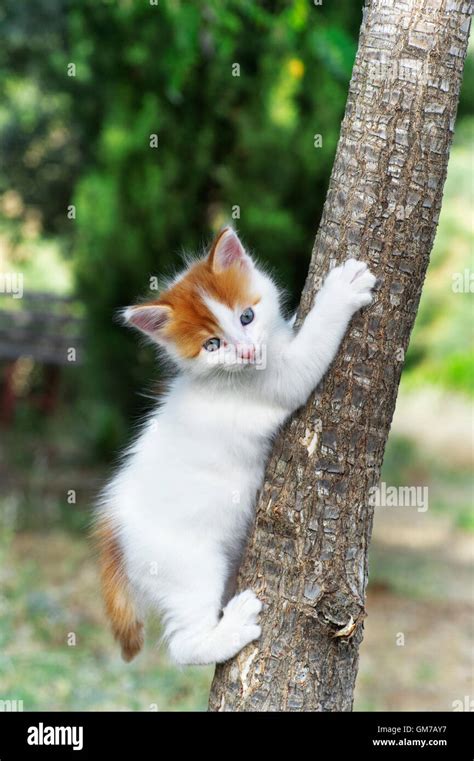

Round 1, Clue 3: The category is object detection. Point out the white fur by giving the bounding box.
[98,245,376,665]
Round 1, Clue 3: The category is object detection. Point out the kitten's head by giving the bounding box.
[124,228,281,375]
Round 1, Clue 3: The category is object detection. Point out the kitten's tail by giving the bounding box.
[93,517,144,662]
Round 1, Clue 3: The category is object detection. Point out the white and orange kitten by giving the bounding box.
[95,228,376,665]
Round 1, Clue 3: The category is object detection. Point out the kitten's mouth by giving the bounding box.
[235,342,266,370]
[236,356,256,366]
[235,344,256,364]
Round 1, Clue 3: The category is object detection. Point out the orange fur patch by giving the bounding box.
[150,251,260,358]
[93,518,143,662]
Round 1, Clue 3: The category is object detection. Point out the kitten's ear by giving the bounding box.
[123,303,172,341]
[208,227,251,273]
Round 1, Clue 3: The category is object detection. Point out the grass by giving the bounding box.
[0,530,213,711]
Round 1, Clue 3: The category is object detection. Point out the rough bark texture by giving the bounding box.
[209,0,471,712]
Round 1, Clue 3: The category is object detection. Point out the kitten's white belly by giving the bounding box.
[105,396,286,605]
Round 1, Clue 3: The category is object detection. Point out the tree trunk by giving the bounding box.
[209,0,471,712]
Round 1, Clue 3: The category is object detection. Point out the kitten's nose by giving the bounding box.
[236,343,255,362]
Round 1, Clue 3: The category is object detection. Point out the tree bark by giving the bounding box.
[209,0,471,712]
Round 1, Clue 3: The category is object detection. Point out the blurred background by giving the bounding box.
[0,0,472,711]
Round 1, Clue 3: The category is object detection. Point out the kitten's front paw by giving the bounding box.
[323,258,376,312]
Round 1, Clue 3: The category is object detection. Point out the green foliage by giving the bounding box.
[403,118,474,396]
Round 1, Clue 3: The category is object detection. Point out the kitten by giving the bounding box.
[94,227,376,665]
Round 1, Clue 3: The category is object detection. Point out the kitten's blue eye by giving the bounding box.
[240,307,254,326]
[203,337,221,352]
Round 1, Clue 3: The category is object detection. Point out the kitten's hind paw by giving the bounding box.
[168,590,263,665]
[223,589,263,625]
[221,590,263,653]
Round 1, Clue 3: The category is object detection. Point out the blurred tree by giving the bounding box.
[0,0,79,236]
